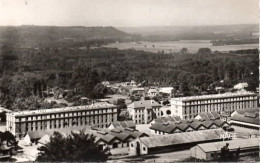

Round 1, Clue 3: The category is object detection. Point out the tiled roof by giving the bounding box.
[128,100,161,109]
[201,121,214,128]
[105,129,134,141]
[150,118,228,133]
[109,121,136,129]
[139,129,225,148]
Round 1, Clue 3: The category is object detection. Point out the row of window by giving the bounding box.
[184,99,256,106]
[16,112,117,122]
[15,117,116,133]
[183,101,256,115]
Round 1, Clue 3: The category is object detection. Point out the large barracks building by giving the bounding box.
[6,102,117,137]
[171,91,258,119]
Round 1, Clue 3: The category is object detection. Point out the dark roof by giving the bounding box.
[154,116,181,123]
[118,127,149,138]
[106,129,134,141]
[201,121,215,128]
[213,120,229,127]
[189,121,204,130]
[150,118,228,133]
[95,132,119,144]
[139,129,225,148]
[109,121,136,129]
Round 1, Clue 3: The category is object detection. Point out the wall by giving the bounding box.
[190,146,207,160]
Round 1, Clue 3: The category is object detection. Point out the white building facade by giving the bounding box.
[171,91,258,119]
[6,102,117,138]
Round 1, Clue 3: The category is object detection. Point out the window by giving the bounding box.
[143,147,146,151]
[131,143,134,147]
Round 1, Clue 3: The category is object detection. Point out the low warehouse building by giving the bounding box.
[150,118,229,135]
[129,128,225,156]
[190,138,259,161]
[230,108,259,130]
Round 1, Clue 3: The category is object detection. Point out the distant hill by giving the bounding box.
[117,24,259,41]
[0,25,135,47]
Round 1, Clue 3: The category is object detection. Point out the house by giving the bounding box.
[24,125,87,145]
[127,100,162,124]
[129,129,225,156]
[234,83,248,90]
[130,87,145,96]
[24,125,149,153]
[147,88,157,98]
[215,87,224,91]
[190,138,259,161]
[230,108,259,130]
[108,121,136,130]
[158,87,174,95]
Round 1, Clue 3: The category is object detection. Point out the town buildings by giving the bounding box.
[6,102,118,138]
[24,126,148,152]
[147,88,157,98]
[108,121,136,130]
[234,82,248,90]
[127,100,162,124]
[171,91,258,119]
[190,138,259,161]
[150,117,229,135]
[129,129,225,156]
[158,87,174,95]
[195,111,221,120]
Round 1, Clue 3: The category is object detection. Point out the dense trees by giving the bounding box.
[0,45,258,110]
[37,131,108,162]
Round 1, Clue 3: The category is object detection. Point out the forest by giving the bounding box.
[0,41,258,111]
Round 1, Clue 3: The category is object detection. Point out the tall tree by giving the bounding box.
[36,131,108,162]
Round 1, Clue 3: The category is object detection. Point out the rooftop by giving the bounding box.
[150,118,228,133]
[8,102,116,117]
[197,111,221,120]
[231,111,259,125]
[128,100,161,109]
[139,128,225,148]
[197,138,259,153]
[109,121,136,129]
[171,91,257,102]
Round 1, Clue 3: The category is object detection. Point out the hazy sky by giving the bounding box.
[0,0,258,27]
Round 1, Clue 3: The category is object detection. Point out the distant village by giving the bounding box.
[0,79,259,162]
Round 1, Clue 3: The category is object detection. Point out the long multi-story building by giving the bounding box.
[127,100,162,124]
[6,102,117,138]
[171,91,258,119]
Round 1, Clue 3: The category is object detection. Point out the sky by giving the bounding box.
[0,0,258,27]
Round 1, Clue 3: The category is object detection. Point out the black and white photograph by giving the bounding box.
[0,0,259,162]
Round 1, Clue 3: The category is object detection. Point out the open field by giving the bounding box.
[103,40,258,53]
